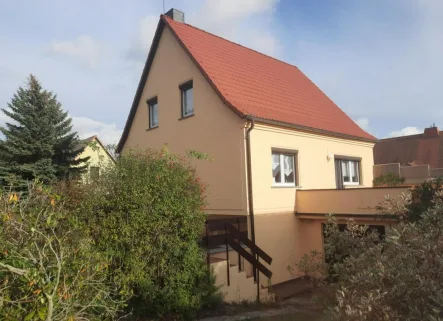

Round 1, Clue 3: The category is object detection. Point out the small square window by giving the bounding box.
[180,80,194,117]
[272,152,296,186]
[148,97,158,129]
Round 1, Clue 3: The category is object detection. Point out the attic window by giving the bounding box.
[180,80,193,118]
[148,97,158,129]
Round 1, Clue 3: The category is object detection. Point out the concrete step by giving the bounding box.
[210,259,274,303]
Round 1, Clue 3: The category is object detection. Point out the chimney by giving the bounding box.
[423,124,439,138]
[165,8,185,23]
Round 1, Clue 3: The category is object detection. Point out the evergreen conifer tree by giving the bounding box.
[0,75,89,188]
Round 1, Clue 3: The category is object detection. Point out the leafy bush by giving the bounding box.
[0,183,123,321]
[70,148,220,319]
[328,210,443,320]
[406,177,443,221]
[297,206,443,320]
[373,173,405,187]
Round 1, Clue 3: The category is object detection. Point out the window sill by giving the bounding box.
[146,125,159,131]
[271,185,303,189]
[343,183,360,187]
[179,114,194,121]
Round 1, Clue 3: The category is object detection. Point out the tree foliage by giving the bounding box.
[0,182,124,320]
[0,75,88,189]
[406,177,443,222]
[69,148,220,319]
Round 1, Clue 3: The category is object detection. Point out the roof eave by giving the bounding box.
[244,115,378,143]
[116,16,166,153]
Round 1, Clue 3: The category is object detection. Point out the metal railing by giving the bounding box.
[203,217,272,289]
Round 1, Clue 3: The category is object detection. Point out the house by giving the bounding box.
[77,136,115,182]
[374,126,443,183]
[117,9,408,302]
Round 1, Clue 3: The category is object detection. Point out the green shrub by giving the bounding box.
[327,209,443,320]
[406,177,443,221]
[297,207,443,320]
[71,148,220,319]
[373,173,405,187]
[0,183,123,321]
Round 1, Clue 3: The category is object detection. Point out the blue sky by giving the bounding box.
[1,0,442,143]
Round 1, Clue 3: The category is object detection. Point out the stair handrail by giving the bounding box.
[226,223,273,279]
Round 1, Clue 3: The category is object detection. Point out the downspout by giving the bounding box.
[245,115,259,301]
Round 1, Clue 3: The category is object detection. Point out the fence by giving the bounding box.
[374,163,443,184]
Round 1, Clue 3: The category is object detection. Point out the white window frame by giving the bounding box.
[341,160,360,186]
[272,152,296,187]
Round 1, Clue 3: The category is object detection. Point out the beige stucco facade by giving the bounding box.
[122,27,247,216]
[119,20,405,297]
[249,124,375,215]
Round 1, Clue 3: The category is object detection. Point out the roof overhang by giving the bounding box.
[244,115,378,144]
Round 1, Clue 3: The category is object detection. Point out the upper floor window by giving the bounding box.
[148,97,158,129]
[272,152,296,186]
[180,80,193,117]
[335,158,360,188]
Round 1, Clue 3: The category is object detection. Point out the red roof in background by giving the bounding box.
[163,16,375,141]
[374,128,443,169]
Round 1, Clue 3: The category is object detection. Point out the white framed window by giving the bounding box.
[337,159,360,186]
[148,97,158,128]
[180,80,194,117]
[272,152,296,186]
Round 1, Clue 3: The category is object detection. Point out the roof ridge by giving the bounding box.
[161,15,302,72]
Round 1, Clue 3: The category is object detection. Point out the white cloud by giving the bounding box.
[245,30,282,57]
[387,127,422,138]
[192,0,281,58]
[50,36,105,68]
[71,116,122,145]
[126,0,281,62]
[126,15,158,62]
[200,0,278,22]
[355,117,369,131]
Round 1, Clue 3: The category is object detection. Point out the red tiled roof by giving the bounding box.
[117,15,375,152]
[374,128,443,169]
[163,16,375,141]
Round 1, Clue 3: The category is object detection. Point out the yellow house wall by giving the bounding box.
[76,138,114,181]
[250,124,375,215]
[250,124,376,285]
[122,27,247,216]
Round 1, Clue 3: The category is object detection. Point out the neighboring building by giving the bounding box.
[374,126,443,183]
[374,126,443,168]
[78,136,115,182]
[117,9,408,302]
